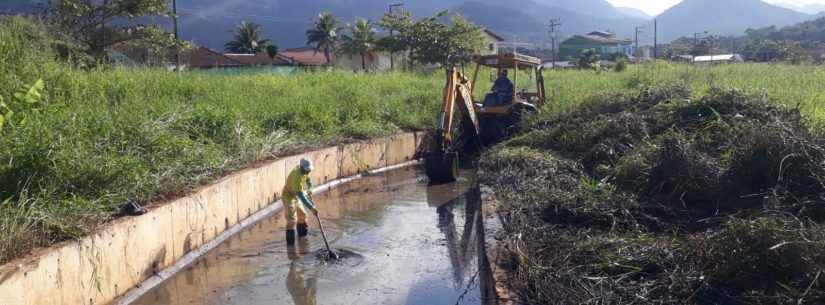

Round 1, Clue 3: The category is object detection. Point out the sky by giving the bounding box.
[606,0,825,16]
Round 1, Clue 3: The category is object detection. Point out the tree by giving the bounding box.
[266,45,279,59]
[48,0,172,61]
[577,48,600,70]
[306,11,343,64]
[225,21,271,53]
[377,11,485,67]
[338,18,377,71]
[376,10,414,64]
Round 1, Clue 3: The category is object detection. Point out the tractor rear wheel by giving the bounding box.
[425,152,459,184]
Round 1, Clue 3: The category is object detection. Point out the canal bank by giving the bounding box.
[0,133,426,305]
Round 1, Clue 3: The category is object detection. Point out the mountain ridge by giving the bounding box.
[655,0,811,41]
[1,0,820,49]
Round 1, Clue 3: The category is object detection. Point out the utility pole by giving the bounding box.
[388,3,404,71]
[693,30,708,62]
[548,18,561,69]
[635,25,645,56]
[653,19,658,60]
[172,0,180,70]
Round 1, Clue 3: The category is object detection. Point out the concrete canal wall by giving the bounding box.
[0,132,426,305]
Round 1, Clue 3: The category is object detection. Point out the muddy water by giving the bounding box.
[131,167,500,305]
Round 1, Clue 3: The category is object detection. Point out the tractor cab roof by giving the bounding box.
[474,53,542,70]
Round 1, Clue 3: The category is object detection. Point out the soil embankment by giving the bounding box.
[480,85,825,304]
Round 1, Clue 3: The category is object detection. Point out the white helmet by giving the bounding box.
[300,158,314,172]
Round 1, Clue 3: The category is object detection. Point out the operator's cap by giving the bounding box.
[300,158,314,172]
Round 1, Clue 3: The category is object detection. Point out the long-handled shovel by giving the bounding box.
[313,211,339,260]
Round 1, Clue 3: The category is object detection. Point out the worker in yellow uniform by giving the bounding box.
[283,158,319,246]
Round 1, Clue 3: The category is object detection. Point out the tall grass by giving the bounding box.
[0,17,443,264]
[538,62,825,128]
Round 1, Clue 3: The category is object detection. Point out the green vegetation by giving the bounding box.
[50,0,173,64]
[338,18,377,71]
[0,16,442,264]
[377,10,486,67]
[539,62,825,128]
[306,11,343,64]
[225,21,274,54]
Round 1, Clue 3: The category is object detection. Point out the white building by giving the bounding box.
[693,54,744,65]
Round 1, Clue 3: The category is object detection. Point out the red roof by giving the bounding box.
[184,47,242,69]
[224,53,290,66]
[279,47,330,66]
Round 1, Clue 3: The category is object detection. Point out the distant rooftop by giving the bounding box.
[694,54,743,62]
[224,53,290,66]
[587,30,616,38]
[279,47,329,66]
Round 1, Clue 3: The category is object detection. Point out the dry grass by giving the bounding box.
[481,84,825,304]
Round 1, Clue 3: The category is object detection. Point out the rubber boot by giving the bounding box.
[297,223,309,238]
[285,229,296,247]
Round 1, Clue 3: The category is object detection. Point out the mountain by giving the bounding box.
[533,0,626,19]
[147,0,644,50]
[2,0,646,49]
[616,6,652,19]
[453,0,644,44]
[655,0,811,41]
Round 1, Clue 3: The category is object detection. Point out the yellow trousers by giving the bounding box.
[284,196,308,229]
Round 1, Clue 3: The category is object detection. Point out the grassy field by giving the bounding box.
[540,63,825,128]
[0,17,443,264]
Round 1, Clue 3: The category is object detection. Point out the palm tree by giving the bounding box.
[339,18,377,71]
[306,11,343,64]
[225,21,271,53]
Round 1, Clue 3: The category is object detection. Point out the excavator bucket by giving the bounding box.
[425,151,459,184]
[425,68,481,184]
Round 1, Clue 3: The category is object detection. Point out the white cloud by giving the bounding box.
[607,0,825,16]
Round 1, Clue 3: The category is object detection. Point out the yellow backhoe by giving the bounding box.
[425,52,547,183]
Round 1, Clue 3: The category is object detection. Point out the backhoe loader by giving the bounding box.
[425,52,547,184]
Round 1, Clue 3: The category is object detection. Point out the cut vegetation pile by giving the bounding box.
[481,84,825,304]
[0,17,441,264]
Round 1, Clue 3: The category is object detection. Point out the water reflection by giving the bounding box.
[432,185,498,305]
[286,239,317,305]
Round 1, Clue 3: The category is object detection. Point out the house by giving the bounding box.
[110,46,245,69]
[334,51,398,72]
[224,53,291,66]
[542,61,578,69]
[559,31,635,60]
[482,29,505,55]
[279,47,331,68]
[182,47,244,69]
[693,54,744,65]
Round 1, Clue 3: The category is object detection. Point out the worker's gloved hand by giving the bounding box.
[312,208,319,215]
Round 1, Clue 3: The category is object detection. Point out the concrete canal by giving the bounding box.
[130,167,500,305]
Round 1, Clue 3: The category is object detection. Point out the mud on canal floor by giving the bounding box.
[130,167,501,305]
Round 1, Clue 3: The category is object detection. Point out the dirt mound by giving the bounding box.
[481,85,825,304]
